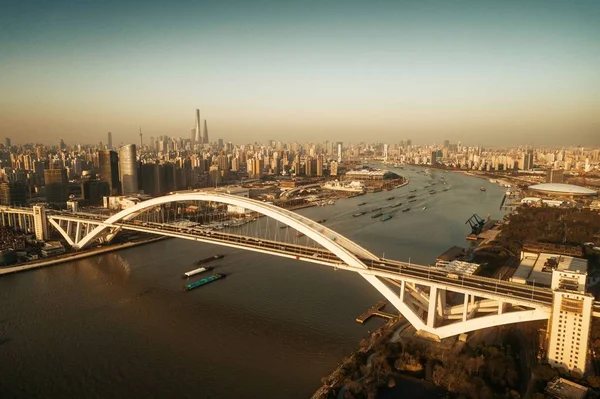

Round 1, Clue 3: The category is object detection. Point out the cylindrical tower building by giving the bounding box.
[98,150,120,195]
[118,144,138,195]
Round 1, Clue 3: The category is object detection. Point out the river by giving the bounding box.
[0,166,506,398]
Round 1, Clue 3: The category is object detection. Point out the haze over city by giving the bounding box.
[1,0,599,146]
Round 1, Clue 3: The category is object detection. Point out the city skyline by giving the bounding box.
[1,0,599,146]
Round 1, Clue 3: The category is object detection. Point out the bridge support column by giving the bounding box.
[498,301,504,315]
[437,288,446,317]
[428,286,437,327]
[400,280,405,302]
[462,294,469,322]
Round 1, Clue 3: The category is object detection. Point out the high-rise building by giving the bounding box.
[119,144,138,195]
[316,155,323,177]
[523,150,534,170]
[107,132,112,150]
[0,182,26,206]
[194,109,201,144]
[330,161,338,176]
[203,120,209,144]
[81,180,109,206]
[547,169,564,184]
[431,151,437,166]
[4,138,11,148]
[547,270,593,375]
[98,150,120,195]
[44,168,69,206]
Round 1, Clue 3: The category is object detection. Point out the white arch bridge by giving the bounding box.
[44,191,595,340]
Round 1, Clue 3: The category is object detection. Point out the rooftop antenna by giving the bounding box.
[139,127,143,147]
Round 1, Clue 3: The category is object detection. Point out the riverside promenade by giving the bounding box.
[0,236,166,276]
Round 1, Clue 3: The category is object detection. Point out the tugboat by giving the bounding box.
[480,187,487,191]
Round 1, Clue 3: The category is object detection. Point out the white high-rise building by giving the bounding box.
[547,269,593,375]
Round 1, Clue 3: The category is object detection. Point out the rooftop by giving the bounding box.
[529,183,597,196]
[510,251,587,286]
[545,377,588,399]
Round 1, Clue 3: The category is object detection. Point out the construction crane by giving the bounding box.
[465,214,486,235]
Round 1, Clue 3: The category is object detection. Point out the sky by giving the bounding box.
[1,0,599,147]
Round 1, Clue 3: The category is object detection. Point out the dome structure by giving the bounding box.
[528,183,597,196]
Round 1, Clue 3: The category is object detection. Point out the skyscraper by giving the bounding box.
[119,144,138,195]
[194,109,201,144]
[44,168,69,206]
[107,132,112,150]
[203,120,209,144]
[98,150,120,195]
[523,150,534,170]
[4,137,11,148]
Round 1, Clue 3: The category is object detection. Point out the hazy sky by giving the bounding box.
[1,0,599,146]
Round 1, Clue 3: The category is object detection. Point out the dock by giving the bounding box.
[355,301,396,324]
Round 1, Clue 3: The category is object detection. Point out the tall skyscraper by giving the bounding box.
[44,168,69,206]
[203,120,209,144]
[98,150,120,195]
[107,132,112,150]
[4,137,11,148]
[194,109,201,144]
[119,144,138,195]
[523,150,534,170]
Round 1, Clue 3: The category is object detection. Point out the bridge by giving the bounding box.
[1,192,596,373]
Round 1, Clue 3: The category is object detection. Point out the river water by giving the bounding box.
[0,167,506,398]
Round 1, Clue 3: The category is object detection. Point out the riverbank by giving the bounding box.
[311,318,403,399]
[0,236,167,276]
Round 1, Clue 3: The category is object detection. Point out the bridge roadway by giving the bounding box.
[100,219,555,307]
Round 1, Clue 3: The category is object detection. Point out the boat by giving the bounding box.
[423,206,427,210]
[409,199,416,203]
[183,273,226,291]
[391,202,402,208]
[194,254,224,266]
[371,207,382,212]
[407,195,416,199]
[402,208,411,212]
[317,219,327,223]
[358,202,367,206]
[371,213,383,218]
[381,215,392,221]
[409,189,417,193]
[443,188,449,192]
[182,266,214,279]
[352,212,366,217]
[386,196,395,201]
[480,187,486,191]
[429,190,436,194]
